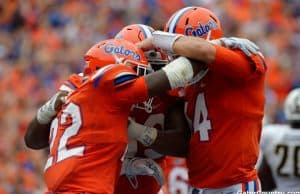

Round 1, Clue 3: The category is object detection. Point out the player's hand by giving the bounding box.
[136,38,155,51]
[128,117,158,147]
[36,91,68,124]
[211,37,260,56]
[121,157,165,186]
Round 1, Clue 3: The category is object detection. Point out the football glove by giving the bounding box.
[128,117,158,146]
[211,37,260,56]
[36,91,68,124]
[121,157,165,187]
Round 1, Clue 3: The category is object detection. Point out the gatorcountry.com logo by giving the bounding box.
[104,43,141,61]
[185,20,218,37]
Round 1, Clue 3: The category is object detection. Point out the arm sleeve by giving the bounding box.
[210,45,267,80]
[113,76,149,105]
[95,65,149,106]
[59,73,84,92]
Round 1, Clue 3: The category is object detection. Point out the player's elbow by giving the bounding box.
[24,133,35,149]
[24,128,48,150]
[24,131,39,149]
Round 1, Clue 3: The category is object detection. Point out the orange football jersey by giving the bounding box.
[184,46,267,188]
[115,94,179,194]
[44,64,149,194]
[59,73,86,93]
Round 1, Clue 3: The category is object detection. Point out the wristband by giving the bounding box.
[128,118,158,147]
[162,57,194,89]
[152,31,183,54]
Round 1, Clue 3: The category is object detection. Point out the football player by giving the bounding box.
[25,24,187,194]
[114,23,260,194]
[114,24,189,194]
[129,6,266,194]
[25,38,199,194]
[259,88,300,192]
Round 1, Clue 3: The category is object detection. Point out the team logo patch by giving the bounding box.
[185,20,218,37]
[104,43,141,61]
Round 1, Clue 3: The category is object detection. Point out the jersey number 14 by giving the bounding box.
[193,93,212,141]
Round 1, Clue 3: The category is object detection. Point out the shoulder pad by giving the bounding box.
[92,64,137,88]
[59,73,85,92]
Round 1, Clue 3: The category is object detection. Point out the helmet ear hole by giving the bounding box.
[185,18,189,25]
[209,15,218,23]
[138,31,144,41]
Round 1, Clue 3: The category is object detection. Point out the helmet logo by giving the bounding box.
[104,43,141,61]
[185,20,218,37]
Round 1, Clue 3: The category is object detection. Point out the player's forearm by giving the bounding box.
[145,56,200,97]
[151,31,258,80]
[144,70,171,97]
[128,123,189,157]
[152,101,190,157]
[150,31,215,64]
[150,130,189,157]
[258,157,277,191]
[24,117,50,149]
[173,36,216,64]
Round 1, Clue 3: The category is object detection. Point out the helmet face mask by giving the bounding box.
[144,49,168,71]
[123,59,153,76]
[284,89,300,122]
[115,24,169,113]
[115,24,169,71]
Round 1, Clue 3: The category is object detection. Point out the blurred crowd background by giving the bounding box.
[0,0,299,193]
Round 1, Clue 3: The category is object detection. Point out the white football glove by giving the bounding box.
[128,117,158,146]
[211,37,260,56]
[36,91,67,124]
[121,157,165,187]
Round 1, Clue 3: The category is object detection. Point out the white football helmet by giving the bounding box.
[284,88,300,121]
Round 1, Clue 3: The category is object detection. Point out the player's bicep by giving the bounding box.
[91,64,148,105]
[210,46,267,80]
[114,76,149,105]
